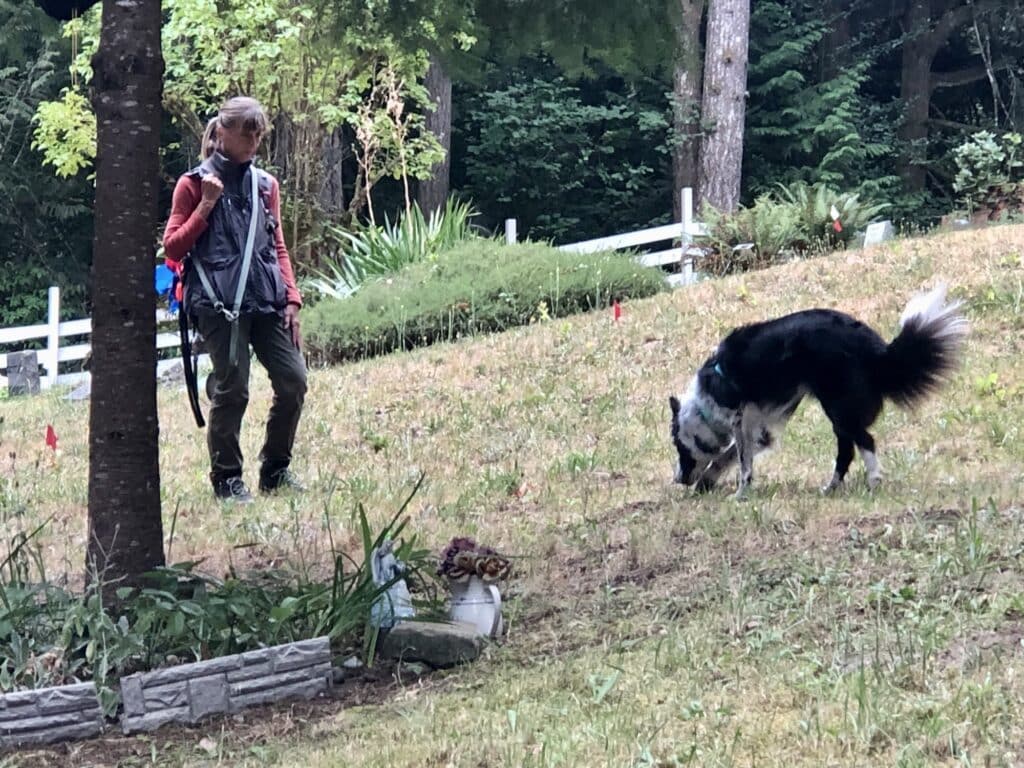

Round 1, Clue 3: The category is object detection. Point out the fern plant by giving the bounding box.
[702,195,805,274]
[774,181,888,250]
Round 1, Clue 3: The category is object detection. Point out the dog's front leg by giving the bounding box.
[696,443,738,493]
[733,416,754,500]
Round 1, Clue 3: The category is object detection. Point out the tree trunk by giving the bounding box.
[820,0,852,81]
[671,0,705,221]
[415,54,452,215]
[699,0,750,213]
[320,126,348,219]
[898,0,933,191]
[87,0,165,598]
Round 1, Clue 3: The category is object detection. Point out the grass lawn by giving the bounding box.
[3,224,1024,767]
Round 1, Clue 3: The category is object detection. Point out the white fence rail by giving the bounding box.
[2,187,708,393]
[0,287,192,391]
[505,187,708,283]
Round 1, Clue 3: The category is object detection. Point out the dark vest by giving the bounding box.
[182,152,286,317]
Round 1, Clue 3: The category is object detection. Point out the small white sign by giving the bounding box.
[864,220,894,247]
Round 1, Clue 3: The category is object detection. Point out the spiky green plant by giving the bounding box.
[307,198,480,299]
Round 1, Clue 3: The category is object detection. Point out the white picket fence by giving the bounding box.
[505,187,708,287]
[0,290,190,391]
[0,188,707,392]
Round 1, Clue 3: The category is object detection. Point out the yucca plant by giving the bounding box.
[308,198,480,299]
[774,181,887,251]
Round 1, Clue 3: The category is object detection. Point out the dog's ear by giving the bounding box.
[669,395,681,417]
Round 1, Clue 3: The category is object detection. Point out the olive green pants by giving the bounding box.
[195,310,307,484]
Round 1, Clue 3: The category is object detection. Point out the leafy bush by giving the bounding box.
[702,195,805,274]
[303,240,669,364]
[774,181,888,250]
[952,131,1024,213]
[306,198,480,300]
[455,61,672,242]
[701,182,887,274]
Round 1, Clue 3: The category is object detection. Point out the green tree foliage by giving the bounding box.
[454,59,672,242]
[31,0,470,264]
[0,0,92,326]
[743,1,899,205]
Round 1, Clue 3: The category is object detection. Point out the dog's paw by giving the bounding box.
[821,472,843,495]
[695,476,717,494]
[733,487,750,502]
[866,475,882,492]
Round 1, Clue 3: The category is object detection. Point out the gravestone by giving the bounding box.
[864,220,895,247]
[6,351,41,396]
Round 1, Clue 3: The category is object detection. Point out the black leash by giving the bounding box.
[174,274,206,428]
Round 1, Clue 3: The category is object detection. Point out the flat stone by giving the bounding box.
[0,720,103,748]
[271,637,331,673]
[864,220,895,247]
[6,351,40,396]
[119,637,333,735]
[0,682,103,748]
[230,679,328,711]
[121,706,191,735]
[119,675,145,716]
[378,621,483,669]
[142,681,189,709]
[64,379,91,401]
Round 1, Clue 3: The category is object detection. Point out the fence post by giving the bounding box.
[44,285,61,390]
[504,218,518,245]
[680,188,694,245]
[680,188,696,283]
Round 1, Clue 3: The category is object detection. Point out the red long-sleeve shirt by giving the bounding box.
[162,173,302,307]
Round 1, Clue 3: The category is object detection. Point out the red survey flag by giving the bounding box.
[45,425,58,452]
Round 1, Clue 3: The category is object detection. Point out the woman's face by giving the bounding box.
[217,124,263,163]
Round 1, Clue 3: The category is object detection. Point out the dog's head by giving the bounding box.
[669,366,737,485]
[669,394,700,485]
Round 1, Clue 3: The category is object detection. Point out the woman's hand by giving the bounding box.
[284,303,302,349]
[197,174,223,219]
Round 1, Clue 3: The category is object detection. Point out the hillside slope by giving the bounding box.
[4,224,1023,766]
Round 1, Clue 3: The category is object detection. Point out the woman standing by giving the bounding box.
[163,96,306,503]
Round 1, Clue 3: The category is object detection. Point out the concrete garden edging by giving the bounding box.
[119,636,333,734]
[0,681,104,749]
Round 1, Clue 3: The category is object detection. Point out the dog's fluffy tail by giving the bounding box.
[881,283,968,408]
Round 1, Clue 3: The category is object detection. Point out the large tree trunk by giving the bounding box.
[699,0,750,213]
[415,54,452,215]
[897,1,981,191]
[671,0,705,221]
[320,126,348,219]
[898,0,934,191]
[87,0,165,597]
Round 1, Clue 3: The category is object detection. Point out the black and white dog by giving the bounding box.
[669,284,968,497]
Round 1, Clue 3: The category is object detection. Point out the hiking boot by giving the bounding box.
[259,467,306,494]
[213,475,254,504]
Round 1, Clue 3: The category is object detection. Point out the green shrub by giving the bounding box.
[306,198,480,300]
[952,131,1024,213]
[774,181,888,250]
[303,240,669,364]
[0,481,438,715]
[701,182,887,274]
[702,195,804,274]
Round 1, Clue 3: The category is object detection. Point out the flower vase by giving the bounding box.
[448,575,503,638]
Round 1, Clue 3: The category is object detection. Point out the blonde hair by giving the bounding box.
[199,96,270,160]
